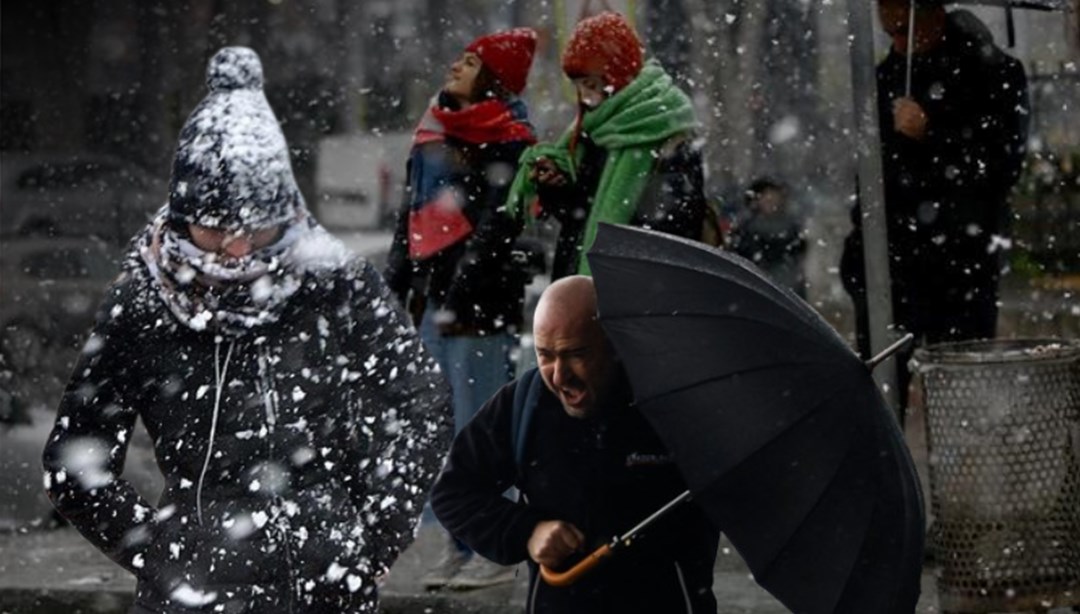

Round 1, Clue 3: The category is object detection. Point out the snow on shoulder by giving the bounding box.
[291,224,357,272]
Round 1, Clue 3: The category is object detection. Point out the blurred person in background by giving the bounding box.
[504,11,710,279]
[840,0,1028,409]
[729,178,807,298]
[382,27,540,591]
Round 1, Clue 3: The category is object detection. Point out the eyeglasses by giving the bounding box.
[187,224,284,257]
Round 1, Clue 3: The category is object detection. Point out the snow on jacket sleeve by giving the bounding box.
[430,381,547,566]
[348,260,453,574]
[41,273,158,575]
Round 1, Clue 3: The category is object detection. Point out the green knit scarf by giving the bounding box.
[505,60,697,274]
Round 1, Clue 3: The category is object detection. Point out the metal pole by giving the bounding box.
[847,0,902,416]
[905,0,916,96]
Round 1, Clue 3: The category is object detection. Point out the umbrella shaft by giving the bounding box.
[905,0,916,97]
[618,490,692,544]
[866,333,915,371]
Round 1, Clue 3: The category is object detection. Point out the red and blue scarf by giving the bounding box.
[407,94,535,260]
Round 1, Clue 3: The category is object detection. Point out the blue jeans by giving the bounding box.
[420,308,516,555]
[419,307,516,434]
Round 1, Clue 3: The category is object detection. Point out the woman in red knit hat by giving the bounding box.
[383,27,538,592]
[506,11,710,279]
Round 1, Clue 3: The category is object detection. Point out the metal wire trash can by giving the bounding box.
[913,339,1080,613]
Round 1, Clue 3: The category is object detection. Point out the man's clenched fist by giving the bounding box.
[528,520,585,569]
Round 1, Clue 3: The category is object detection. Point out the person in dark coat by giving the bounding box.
[382,27,539,590]
[503,11,709,280]
[41,47,452,614]
[840,0,1028,406]
[384,27,538,342]
[729,178,807,298]
[431,276,719,613]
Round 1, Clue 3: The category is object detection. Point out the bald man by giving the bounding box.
[431,276,719,613]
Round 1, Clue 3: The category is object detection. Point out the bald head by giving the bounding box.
[532,276,616,418]
[534,275,599,335]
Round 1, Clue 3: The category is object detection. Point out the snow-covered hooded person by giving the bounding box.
[42,47,452,613]
[504,11,709,278]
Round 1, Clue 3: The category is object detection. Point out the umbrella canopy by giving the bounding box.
[903,0,1070,93]
[588,224,925,614]
[951,0,1069,8]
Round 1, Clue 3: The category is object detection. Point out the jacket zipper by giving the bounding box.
[257,345,296,613]
[527,571,541,614]
[674,561,693,613]
[257,346,278,429]
[197,338,234,526]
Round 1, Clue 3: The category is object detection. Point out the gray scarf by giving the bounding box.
[138,208,307,335]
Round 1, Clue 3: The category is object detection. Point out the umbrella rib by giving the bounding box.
[635,358,826,407]
[593,250,812,318]
[759,484,874,614]
[594,246,834,304]
[704,378,856,483]
[748,383,875,598]
[601,311,851,357]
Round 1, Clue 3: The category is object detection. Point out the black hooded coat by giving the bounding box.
[430,371,719,613]
[44,253,450,613]
[42,47,452,614]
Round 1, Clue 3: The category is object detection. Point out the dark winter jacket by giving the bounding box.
[384,137,532,334]
[538,132,708,280]
[430,371,719,613]
[730,212,807,297]
[841,10,1028,312]
[43,250,452,613]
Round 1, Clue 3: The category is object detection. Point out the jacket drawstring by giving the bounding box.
[197,336,235,526]
[674,561,693,614]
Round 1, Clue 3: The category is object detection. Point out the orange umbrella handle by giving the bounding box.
[539,543,614,587]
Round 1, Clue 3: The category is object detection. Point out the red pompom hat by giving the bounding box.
[465,27,538,96]
[561,12,644,94]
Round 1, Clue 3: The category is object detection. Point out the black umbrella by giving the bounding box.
[580,224,925,614]
[903,0,1070,94]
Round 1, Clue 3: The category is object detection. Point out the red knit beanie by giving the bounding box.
[465,28,537,96]
[561,12,644,93]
